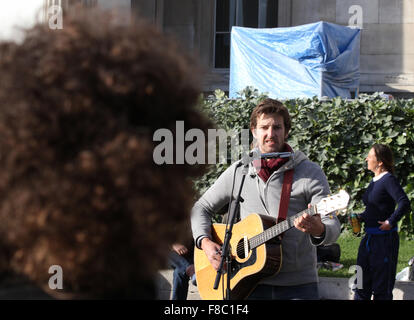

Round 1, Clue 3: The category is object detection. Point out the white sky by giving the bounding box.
[0,1,45,41]
[0,1,131,41]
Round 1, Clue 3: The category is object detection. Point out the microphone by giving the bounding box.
[259,152,293,159]
[240,150,294,166]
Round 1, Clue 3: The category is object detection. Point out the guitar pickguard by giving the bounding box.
[230,248,257,280]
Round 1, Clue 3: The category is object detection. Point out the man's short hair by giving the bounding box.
[250,98,292,133]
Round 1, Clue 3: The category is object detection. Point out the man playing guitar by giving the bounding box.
[191,98,341,300]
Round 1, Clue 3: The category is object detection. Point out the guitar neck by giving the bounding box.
[249,206,316,249]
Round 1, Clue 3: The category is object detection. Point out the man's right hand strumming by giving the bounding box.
[201,237,223,271]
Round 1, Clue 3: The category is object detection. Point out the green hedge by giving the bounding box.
[194,87,414,239]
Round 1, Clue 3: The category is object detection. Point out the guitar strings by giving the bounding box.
[246,207,315,250]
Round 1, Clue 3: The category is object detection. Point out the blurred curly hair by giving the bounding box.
[0,9,211,298]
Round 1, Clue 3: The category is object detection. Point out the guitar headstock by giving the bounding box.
[315,190,350,216]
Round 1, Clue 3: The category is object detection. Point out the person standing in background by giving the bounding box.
[354,144,410,300]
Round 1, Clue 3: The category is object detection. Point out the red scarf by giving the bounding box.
[253,144,293,182]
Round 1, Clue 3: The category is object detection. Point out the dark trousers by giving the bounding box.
[354,231,399,300]
[168,251,193,300]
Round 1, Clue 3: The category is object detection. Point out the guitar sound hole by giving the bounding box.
[236,239,248,259]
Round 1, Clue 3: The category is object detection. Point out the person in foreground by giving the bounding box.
[191,98,341,300]
[0,9,211,299]
[353,144,410,300]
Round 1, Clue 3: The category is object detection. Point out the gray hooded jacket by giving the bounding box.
[191,150,341,286]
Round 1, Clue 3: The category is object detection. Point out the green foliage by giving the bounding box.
[195,87,414,237]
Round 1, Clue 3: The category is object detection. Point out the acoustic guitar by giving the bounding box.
[194,190,350,300]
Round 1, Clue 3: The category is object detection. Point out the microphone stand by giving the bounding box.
[213,160,249,300]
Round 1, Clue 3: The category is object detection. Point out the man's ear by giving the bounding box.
[251,127,257,139]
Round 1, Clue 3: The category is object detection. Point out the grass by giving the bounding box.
[318,230,414,278]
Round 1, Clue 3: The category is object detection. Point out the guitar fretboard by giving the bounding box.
[249,206,316,249]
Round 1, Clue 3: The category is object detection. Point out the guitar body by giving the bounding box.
[194,213,282,300]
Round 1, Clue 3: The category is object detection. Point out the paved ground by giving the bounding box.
[156,269,414,300]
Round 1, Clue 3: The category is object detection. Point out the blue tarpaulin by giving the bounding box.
[229,21,361,99]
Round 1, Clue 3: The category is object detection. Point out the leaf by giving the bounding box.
[396,135,407,145]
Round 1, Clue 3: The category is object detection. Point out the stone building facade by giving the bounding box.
[46,0,414,96]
